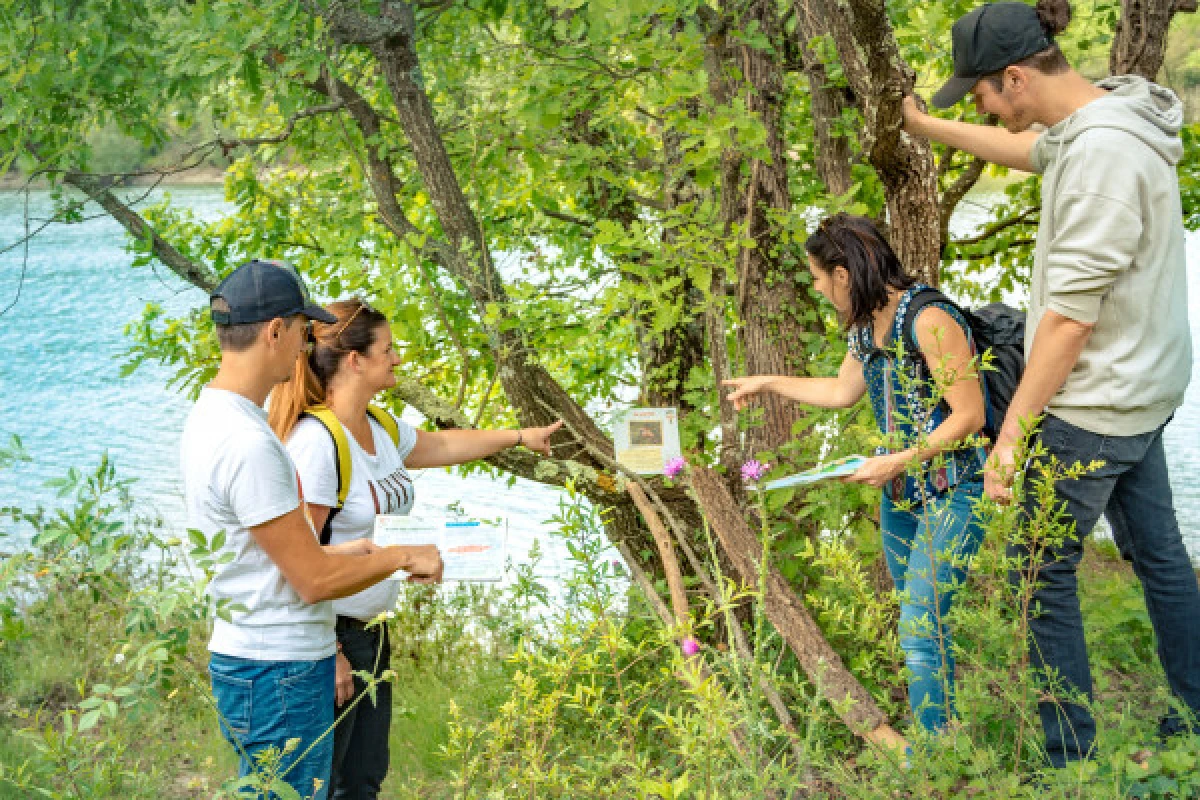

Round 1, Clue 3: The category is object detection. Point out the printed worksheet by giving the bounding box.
[374,515,507,582]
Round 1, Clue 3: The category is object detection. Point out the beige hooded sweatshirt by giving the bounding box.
[1028,74,1191,436]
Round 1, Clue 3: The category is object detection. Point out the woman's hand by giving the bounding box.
[335,651,355,707]
[843,452,910,489]
[519,420,564,456]
[722,376,776,411]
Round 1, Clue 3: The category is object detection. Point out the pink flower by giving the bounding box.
[740,459,769,483]
[663,457,687,479]
[681,638,701,657]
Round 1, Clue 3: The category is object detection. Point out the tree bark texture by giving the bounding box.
[790,0,855,197]
[1110,0,1198,80]
[796,0,941,285]
[704,1,817,456]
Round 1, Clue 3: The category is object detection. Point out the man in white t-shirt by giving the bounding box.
[181,260,442,799]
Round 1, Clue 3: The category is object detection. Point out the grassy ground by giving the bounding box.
[2,539,1189,799]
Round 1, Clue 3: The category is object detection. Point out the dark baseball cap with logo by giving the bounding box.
[210,259,337,325]
[932,2,1053,109]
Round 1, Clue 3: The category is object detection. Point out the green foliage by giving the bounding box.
[2,446,1197,798]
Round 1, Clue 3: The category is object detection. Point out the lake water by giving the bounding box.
[0,186,1198,565]
[0,187,592,580]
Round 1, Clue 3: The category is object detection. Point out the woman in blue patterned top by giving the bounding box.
[724,213,988,736]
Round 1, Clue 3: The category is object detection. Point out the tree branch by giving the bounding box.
[217,101,346,154]
[951,206,1039,248]
[538,207,595,229]
[939,154,987,244]
[689,467,907,752]
[61,172,218,292]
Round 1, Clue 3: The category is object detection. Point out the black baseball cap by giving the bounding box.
[210,259,337,325]
[932,2,1053,109]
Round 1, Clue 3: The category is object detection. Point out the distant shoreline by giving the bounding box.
[0,166,227,191]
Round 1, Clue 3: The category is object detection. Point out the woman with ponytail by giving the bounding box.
[904,0,1200,769]
[724,213,989,738]
[270,298,561,799]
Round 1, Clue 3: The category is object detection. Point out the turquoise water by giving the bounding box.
[1,187,1198,564]
[0,188,584,578]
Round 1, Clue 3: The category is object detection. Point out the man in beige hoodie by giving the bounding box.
[903,1,1198,770]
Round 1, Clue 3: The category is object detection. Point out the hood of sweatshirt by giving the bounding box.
[1037,74,1183,167]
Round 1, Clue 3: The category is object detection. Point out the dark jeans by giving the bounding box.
[1012,414,1200,768]
[331,619,392,800]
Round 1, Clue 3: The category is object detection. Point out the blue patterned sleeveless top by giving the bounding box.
[847,285,989,506]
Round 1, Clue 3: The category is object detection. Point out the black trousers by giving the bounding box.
[331,617,392,800]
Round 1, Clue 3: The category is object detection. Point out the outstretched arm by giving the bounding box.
[902,96,1039,173]
[405,420,563,469]
[723,351,867,411]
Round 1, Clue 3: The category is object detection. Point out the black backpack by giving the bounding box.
[899,287,1026,438]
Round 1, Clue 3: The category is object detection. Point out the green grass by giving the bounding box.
[2,540,1195,799]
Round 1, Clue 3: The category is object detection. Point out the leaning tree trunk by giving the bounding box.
[797,0,942,285]
[324,2,612,469]
[690,468,908,750]
[1110,0,1198,80]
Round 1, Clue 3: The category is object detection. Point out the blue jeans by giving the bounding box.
[881,481,985,734]
[1013,415,1200,768]
[210,653,336,800]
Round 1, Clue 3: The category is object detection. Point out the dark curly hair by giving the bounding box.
[804,213,914,331]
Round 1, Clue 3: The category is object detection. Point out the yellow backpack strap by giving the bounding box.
[301,405,353,509]
[366,404,401,449]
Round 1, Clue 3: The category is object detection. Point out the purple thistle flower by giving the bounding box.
[681,638,701,657]
[740,459,769,483]
[663,457,687,479]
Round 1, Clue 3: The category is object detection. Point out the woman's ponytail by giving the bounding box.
[267,297,391,442]
[269,351,326,442]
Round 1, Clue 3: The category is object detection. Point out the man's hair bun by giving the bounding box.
[1036,0,1072,37]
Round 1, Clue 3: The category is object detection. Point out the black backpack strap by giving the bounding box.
[319,508,340,547]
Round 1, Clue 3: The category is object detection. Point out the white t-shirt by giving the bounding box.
[181,388,335,661]
[286,409,418,621]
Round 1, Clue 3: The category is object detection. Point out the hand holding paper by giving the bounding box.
[374,515,506,582]
[761,455,869,490]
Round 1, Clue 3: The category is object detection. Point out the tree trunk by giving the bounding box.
[704,0,817,456]
[341,2,608,463]
[797,0,942,284]
[690,468,905,748]
[1110,0,1198,80]
[790,0,855,197]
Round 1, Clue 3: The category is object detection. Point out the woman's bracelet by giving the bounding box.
[515,429,524,448]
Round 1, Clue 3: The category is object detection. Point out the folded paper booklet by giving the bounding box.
[374,515,507,582]
[761,455,869,490]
